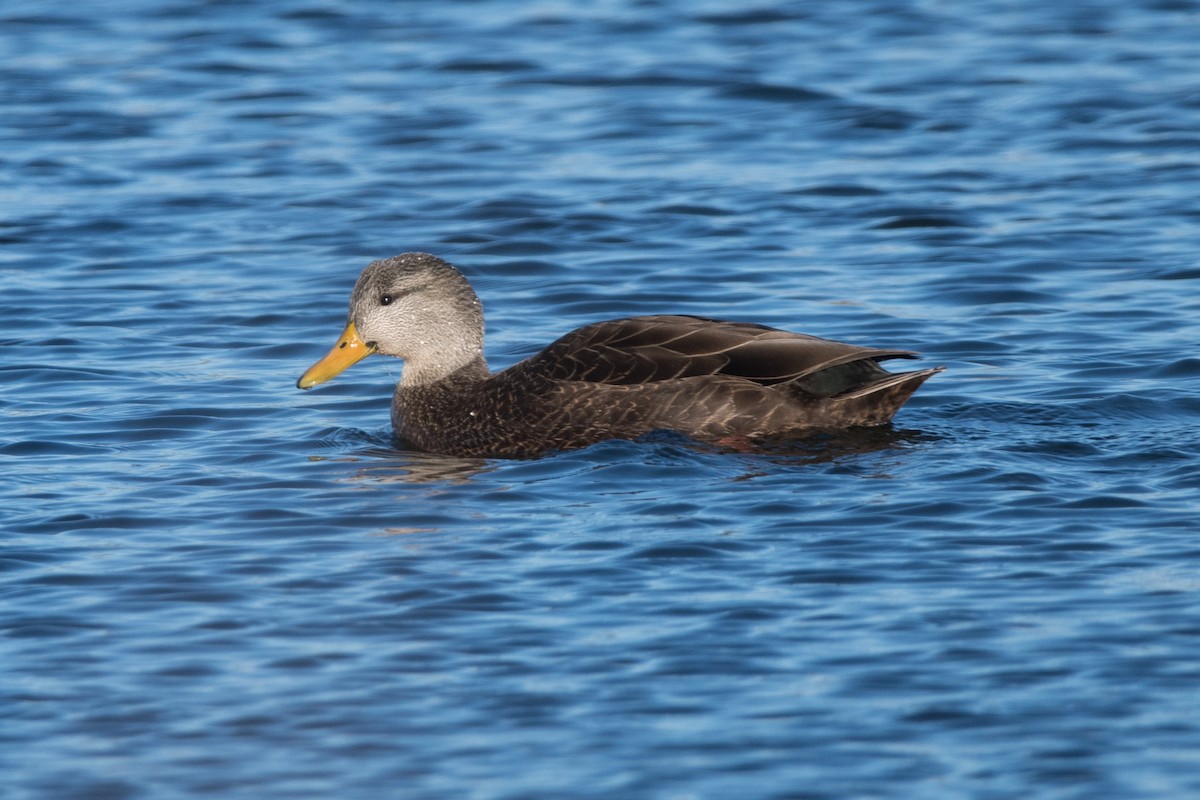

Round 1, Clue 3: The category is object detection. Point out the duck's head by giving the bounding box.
[297,253,485,389]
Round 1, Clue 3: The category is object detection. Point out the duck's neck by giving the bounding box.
[400,353,490,388]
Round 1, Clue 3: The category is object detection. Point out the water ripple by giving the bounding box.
[4,1,1200,799]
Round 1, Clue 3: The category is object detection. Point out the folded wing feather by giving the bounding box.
[517,315,917,391]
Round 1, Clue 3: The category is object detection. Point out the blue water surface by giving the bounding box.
[4,1,1200,798]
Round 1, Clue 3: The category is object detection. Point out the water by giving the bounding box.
[4,1,1200,797]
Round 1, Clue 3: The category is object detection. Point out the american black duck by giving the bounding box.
[297,253,942,458]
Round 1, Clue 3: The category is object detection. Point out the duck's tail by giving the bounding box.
[827,366,944,426]
[775,365,942,430]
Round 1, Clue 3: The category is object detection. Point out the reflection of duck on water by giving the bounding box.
[298,253,941,458]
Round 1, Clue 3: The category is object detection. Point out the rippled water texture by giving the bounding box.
[4,2,1200,798]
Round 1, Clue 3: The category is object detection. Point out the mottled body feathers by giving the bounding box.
[299,254,941,458]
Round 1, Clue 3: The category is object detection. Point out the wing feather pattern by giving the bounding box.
[513,315,916,390]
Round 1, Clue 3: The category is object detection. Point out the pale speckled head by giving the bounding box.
[297,253,486,389]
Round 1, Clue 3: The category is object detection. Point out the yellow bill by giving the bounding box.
[296,321,377,389]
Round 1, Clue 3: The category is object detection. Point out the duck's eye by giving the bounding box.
[380,294,394,306]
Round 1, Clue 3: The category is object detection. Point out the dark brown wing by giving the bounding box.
[508,315,917,391]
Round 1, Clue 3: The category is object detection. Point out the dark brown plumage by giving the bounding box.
[298,253,942,458]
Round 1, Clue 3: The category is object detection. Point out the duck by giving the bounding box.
[297,253,942,458]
